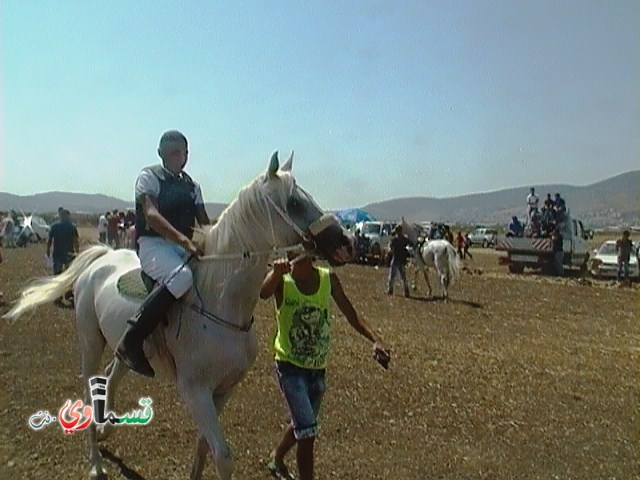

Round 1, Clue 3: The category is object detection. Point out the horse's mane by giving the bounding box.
[191,170,294,298]
[196,171,292,254]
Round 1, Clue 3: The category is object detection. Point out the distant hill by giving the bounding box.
[1,170,637,227]
[362,170,639,228]
[0,191,227,220]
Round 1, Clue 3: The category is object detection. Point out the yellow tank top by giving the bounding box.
[274,267,332,369]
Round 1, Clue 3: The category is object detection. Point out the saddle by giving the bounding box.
[116,269,156,300]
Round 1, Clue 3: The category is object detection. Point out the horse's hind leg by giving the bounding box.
[75,297,108,479]
[441,273,450,300]
[419,262,433,297]
[96,357,128,441]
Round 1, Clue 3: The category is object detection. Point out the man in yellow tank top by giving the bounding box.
[260,253,391,480]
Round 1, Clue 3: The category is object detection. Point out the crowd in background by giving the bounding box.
[98,209,136,249]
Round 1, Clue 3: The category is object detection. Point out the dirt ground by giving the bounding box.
[0,231,638,480]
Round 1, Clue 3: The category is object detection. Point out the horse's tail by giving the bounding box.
[3,245,112,324]
[445,242,461,287]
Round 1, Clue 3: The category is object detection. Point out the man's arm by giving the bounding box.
[139,194,202,256]
[330,272,391,368]
[330,272,379,342]
[195,204,211,227]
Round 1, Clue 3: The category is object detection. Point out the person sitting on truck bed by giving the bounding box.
[507,216,524,237]
[526,211,543,238]
[553,193,566,217]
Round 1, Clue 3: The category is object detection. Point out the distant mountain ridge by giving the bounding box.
[362,170,639,227]
[0,191,228,220]
[1,170,637,227]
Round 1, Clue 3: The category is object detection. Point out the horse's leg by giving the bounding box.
[189,435,210,480]
[441,271,449,300]
[96,358,128,441]
[411,264,419,291]
[435,259,449,300]
[179,382,233,480]
[420,259,433,297]
[82,337,107,479]
[76,293,108,479]
[189,392,234,480]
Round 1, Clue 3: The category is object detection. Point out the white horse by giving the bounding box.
[4,151,356,480]
[401,218,460,299]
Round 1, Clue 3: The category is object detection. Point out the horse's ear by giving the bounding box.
[281,150,294,172]
[267,151,279,177]
[401,216,406,223]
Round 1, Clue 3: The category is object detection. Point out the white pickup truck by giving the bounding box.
[354,220,394,264]
[495,213,591,275]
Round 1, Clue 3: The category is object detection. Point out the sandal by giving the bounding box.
[267,459,295,480]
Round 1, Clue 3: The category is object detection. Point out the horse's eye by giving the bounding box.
[288,198,300,209]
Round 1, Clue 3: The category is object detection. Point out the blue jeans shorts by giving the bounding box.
[275,361,326,440]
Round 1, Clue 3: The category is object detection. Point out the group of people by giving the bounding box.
[516,188,568,238]
[98,209,136,249]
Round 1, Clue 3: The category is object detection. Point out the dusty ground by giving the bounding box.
[0,231,638,480]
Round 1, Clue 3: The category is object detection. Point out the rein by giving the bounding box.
[189,304,254,333]
[197,244,304,262]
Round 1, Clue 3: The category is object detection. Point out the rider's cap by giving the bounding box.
[158,130,188,152]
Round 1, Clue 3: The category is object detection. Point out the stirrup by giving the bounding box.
[116,348,155,378]
[115,337,155,378]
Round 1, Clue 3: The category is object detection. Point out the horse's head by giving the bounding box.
[261,151,356,266]
[400,217,415,243]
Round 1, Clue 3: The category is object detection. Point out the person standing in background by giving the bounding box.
[526,187,539,220]
[98,212,108,243]
[47,209,79,306]
[615,229,633,284]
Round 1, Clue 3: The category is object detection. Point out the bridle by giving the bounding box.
[198,182,330,262]
[186,178,339,334]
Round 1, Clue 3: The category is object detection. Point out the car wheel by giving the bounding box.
[482,239,488,248]
[509,263,524,274]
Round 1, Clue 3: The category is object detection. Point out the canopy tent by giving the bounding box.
[335,208,376,225]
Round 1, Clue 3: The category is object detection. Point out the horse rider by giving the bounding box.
[116,130,211,377]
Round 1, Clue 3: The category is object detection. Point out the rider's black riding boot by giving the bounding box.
[115,286,176,378]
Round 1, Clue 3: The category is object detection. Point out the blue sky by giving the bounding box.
[1,1,638,210]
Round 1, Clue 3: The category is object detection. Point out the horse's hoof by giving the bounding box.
[88,466,107,480]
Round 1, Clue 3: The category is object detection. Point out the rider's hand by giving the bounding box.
[179,235,204,257]
[272,259,291,277]
[372,341,391,369]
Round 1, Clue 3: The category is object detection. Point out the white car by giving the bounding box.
[18,214,50,242]
[589,240,639,279]
[467,227,498,247]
